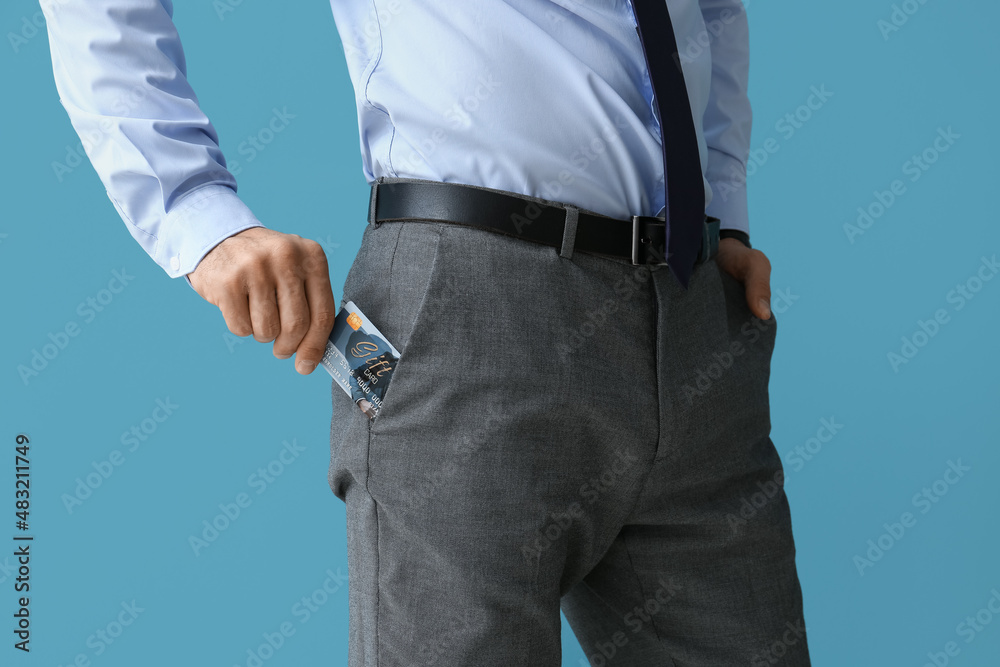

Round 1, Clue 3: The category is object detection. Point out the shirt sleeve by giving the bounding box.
[698,0,753,236]
[39,0,265,283]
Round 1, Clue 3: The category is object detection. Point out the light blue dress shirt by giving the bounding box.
[41,0,752,280]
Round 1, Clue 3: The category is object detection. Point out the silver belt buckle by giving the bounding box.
[631,215,668,266]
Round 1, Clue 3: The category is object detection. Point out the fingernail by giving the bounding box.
[298,360,317,374]
[275,353,292,360]
[758,299,771,319]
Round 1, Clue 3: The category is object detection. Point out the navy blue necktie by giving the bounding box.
[631,0,706,287]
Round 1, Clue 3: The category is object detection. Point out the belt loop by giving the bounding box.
[368,178,382,228]
[559,205,579,259]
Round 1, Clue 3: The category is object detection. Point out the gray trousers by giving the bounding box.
[329,182,810,666]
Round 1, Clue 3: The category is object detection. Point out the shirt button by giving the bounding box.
[170,255,180,272]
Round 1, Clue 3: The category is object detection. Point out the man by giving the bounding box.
[41,1,810,665]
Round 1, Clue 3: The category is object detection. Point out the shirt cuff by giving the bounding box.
[149,184,266,282]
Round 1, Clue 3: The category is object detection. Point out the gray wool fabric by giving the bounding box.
[328,184,809,666]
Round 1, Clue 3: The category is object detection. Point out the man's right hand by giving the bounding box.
[188,227,337,375]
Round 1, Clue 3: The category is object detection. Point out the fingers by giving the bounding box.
[717,239,773,321]
[257,240,334,373]
[742,249,772,320]
[217,291,253,338]
[187,227,336,375]
[294,245,337,375]
[209,268,253,336]
[248,281,281,343]
[272,278,310,360]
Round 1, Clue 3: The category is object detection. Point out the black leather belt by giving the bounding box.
[368,178,720,266]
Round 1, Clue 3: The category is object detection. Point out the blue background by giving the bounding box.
[3,1,998,665]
